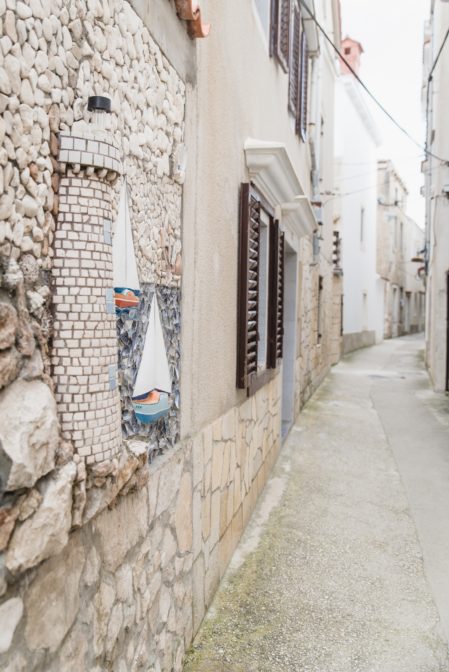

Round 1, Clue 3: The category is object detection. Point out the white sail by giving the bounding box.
[133,296,171,397]
[113,181,140,290]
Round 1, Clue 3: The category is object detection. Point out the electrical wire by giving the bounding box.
[299,0,449,164]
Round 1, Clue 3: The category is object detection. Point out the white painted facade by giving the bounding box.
[422,0,449,391]
[334,46,383,353]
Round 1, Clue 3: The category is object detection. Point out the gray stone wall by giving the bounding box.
[0,0,188,666]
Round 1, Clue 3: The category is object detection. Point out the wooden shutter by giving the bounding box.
[297,30,309,141]
[271,0,291,72]
[237,184,260,389]
[288,3,301,115]
[268,222,285,367]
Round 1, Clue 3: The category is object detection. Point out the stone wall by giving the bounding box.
[0,375,281,671]
[0,0,188,666]
[330,274,343,365]
[297,237,333,408]
[191,374,281,632]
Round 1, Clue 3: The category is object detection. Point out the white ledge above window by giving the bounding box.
[244,138,317,239]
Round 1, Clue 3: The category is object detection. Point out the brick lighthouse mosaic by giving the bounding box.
[52,99,181,465]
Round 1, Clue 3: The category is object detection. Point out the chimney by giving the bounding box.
[340,36,364,76]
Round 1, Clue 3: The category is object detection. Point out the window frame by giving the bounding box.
[237,183,285,396]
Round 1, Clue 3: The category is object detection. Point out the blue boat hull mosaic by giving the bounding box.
[116,284,180,459]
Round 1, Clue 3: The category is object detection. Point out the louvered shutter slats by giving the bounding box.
[298,31,309,141]
[237,184,260,389]
[276,231,285,359]
[289,4,301,115]
[268,222,285,367]
[247,196,260,379]
[272,0,291,72]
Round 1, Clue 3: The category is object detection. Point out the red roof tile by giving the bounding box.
[174,0,210,38]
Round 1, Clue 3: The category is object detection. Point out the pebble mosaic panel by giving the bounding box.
[117,284,181,459]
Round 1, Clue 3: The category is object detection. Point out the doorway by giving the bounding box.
[282,243,298,439]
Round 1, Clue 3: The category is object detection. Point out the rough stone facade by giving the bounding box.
[0,0,188,668]
[297,236,334,410]
[0,0,341,669]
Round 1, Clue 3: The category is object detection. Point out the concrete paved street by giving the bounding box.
[184,336,449,672]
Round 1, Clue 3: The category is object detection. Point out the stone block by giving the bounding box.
[212,418,222,442]
[25,532,84,652]
[155,454,183,517]
[201,460,211,497]
[221,408,236,441]
[192,486,202,560]
[93,580,116,657]
[0,597,23,654]
[201,489,211,541]
[219,525,233,579]
[115,562,133,604]
[191,434,202,489]
[175,471,192,554]
[219,487,228,538]
[220,442,230,489]
[6,462,76,574]
[209,489,220,548]
[161,527,177,569]
[0,302,18,350]
[211,442,223,492]
[56,621,89,672]
[0,379,59,493]
[93,487,148,572]
[204,543,219,609]
[202,425,212,464]
[231,507,243,553]
[192,554,205,634]
[233,467,242,514]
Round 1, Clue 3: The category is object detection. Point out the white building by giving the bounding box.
[377,161,426,338]
[334,37,383,353]
[422,0,449,391]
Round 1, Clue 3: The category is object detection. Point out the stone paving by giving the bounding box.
[184,335,449,672]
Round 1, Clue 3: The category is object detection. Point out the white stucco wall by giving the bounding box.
[335,75,382,347]
[425,0,449,390]
[181,0,333,434]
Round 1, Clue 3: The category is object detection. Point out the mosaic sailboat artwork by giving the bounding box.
[132,295,172,424]
[113,181,141,317]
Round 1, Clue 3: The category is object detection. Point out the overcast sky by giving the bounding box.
[340,0,430,226]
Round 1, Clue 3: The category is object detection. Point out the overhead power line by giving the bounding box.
[299,0,449,165]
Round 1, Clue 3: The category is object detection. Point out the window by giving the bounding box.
[237,184,285,392]
[258,210,270,368]
[288,2,301,116]
[270,0,310,141]
[297,30,309,141]
[271,0,291,71]
[344,47,351,55]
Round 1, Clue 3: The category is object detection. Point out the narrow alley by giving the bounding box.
[184,336,449,672]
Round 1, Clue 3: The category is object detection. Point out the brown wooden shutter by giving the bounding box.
[237,184,260,389]
[271,0,291,72]
[297,30,309,141]
[268,222,285,367]
[288,3,301,116]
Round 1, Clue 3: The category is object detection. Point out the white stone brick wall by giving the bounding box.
[52,162,122,464]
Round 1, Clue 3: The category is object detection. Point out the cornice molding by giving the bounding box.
[244,139,317,239]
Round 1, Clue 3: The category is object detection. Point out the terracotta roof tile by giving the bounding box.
[174,0,210,39]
